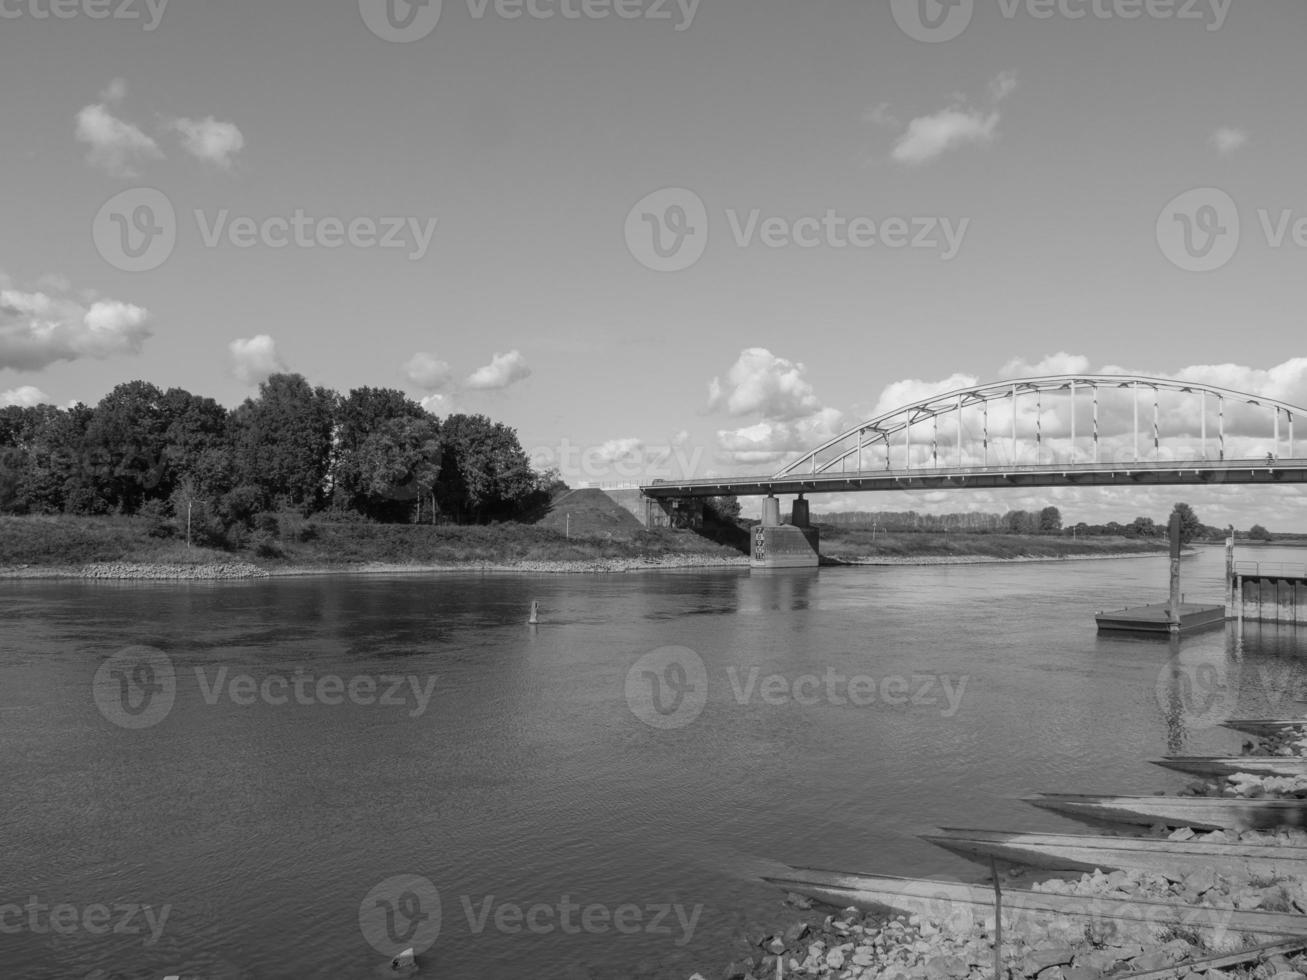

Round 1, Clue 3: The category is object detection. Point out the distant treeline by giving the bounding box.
[0,375,567,551]
[815,508,1065,534]
[814,506,1267,541]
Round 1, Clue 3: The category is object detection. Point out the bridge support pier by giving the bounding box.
[752,494,820,569]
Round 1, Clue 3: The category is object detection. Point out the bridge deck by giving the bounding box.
[642,458,1307,498]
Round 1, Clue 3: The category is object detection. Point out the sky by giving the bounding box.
[1,0,1305,528]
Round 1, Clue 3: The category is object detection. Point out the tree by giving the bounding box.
[1169,502,1203,544]
[228,374,336,513]
[1038,506,1062,534]
[1249,524,1273,542]
[83,381,170,513]
[705,495,742,523]
[435,414,537,523]
[331,388,440,521]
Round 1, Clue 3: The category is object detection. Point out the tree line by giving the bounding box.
[0,375,566,548]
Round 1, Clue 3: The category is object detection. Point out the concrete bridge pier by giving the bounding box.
[751,494,820,569]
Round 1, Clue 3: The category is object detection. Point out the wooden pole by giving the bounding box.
[1168,511,1182,632]
[991,857,1003,980]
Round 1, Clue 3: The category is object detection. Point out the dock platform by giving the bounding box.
[1095,601,1227,634]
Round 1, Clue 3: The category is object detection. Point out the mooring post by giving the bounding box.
[1167,511,1182,633]
[1225,526,1235,617]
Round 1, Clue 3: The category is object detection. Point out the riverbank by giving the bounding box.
[0,515,1177,579]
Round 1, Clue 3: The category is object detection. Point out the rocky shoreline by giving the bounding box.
[703,726,1307,980]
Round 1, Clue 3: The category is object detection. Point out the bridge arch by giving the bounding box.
[775,375,1307,479]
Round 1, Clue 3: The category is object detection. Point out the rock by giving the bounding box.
[1132,951,1171,972]
[782,922,809,946]
[1061,968,1098,980]
[1181,867,1217,897]
[1021,943,1075,976]
[720,960,749,980]
[1169,826,1197,842]
[784,892,813,910]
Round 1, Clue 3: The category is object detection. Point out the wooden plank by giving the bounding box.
[1153,757,1307,779]
[1027,794,1307,831]
[1223,719,1307,738]
[921,828,1307,880]
[1122,938,1307,979]
[764,870,1307,940]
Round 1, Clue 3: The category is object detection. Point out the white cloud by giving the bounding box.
[420,394,450,414]
[870,372,980,418]
[0,284,152,370]
[989,70,1019,104]
[708,348,847,465]
[0,386,51,408]
[75,81,162,178]
[716,408,847,466]
[595,437,645,464]
[1211,127,1248,155]
[893,109,1001,165]
[885,71,1015,166]
[998,352,1092,379]
[465,350,531,390]
[708,348,822,421]
[228,335,287,386]
[404,352,454,391]
[172,116,245,169]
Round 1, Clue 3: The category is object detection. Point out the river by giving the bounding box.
[3,545,1307,979]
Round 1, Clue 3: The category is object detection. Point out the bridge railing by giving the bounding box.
[646,454,1307,489]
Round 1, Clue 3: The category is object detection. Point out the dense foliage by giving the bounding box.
[0,375,557,547]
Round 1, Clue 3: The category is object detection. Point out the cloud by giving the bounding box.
[998,352,1092,379]
[229,335,287,386]
[989,70,1019,103]
[0,284,152,370]
[708,348,847,465]
[893,109,1001,165]
[465,350,531,390]
[404,352,454,392]
[172,116,245,169]
[594,437,645,464]
[420,394,450,414]
[0,386,51,408]
[75,81,162,178]
[716,408,847,466]
[1211,127,1248,155]
[884,71,1015,166]
[870,372,980,418]
[708,348,823,421]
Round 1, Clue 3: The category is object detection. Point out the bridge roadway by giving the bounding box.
[642,457,1307,499]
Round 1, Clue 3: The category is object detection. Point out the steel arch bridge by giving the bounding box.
[643,375,1307,498]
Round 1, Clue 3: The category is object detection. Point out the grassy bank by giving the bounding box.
[0,514,741,570]
[817,527,1171,562]
[0,515,1179,577]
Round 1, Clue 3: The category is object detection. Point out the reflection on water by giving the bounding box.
[2,546,1307,978]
